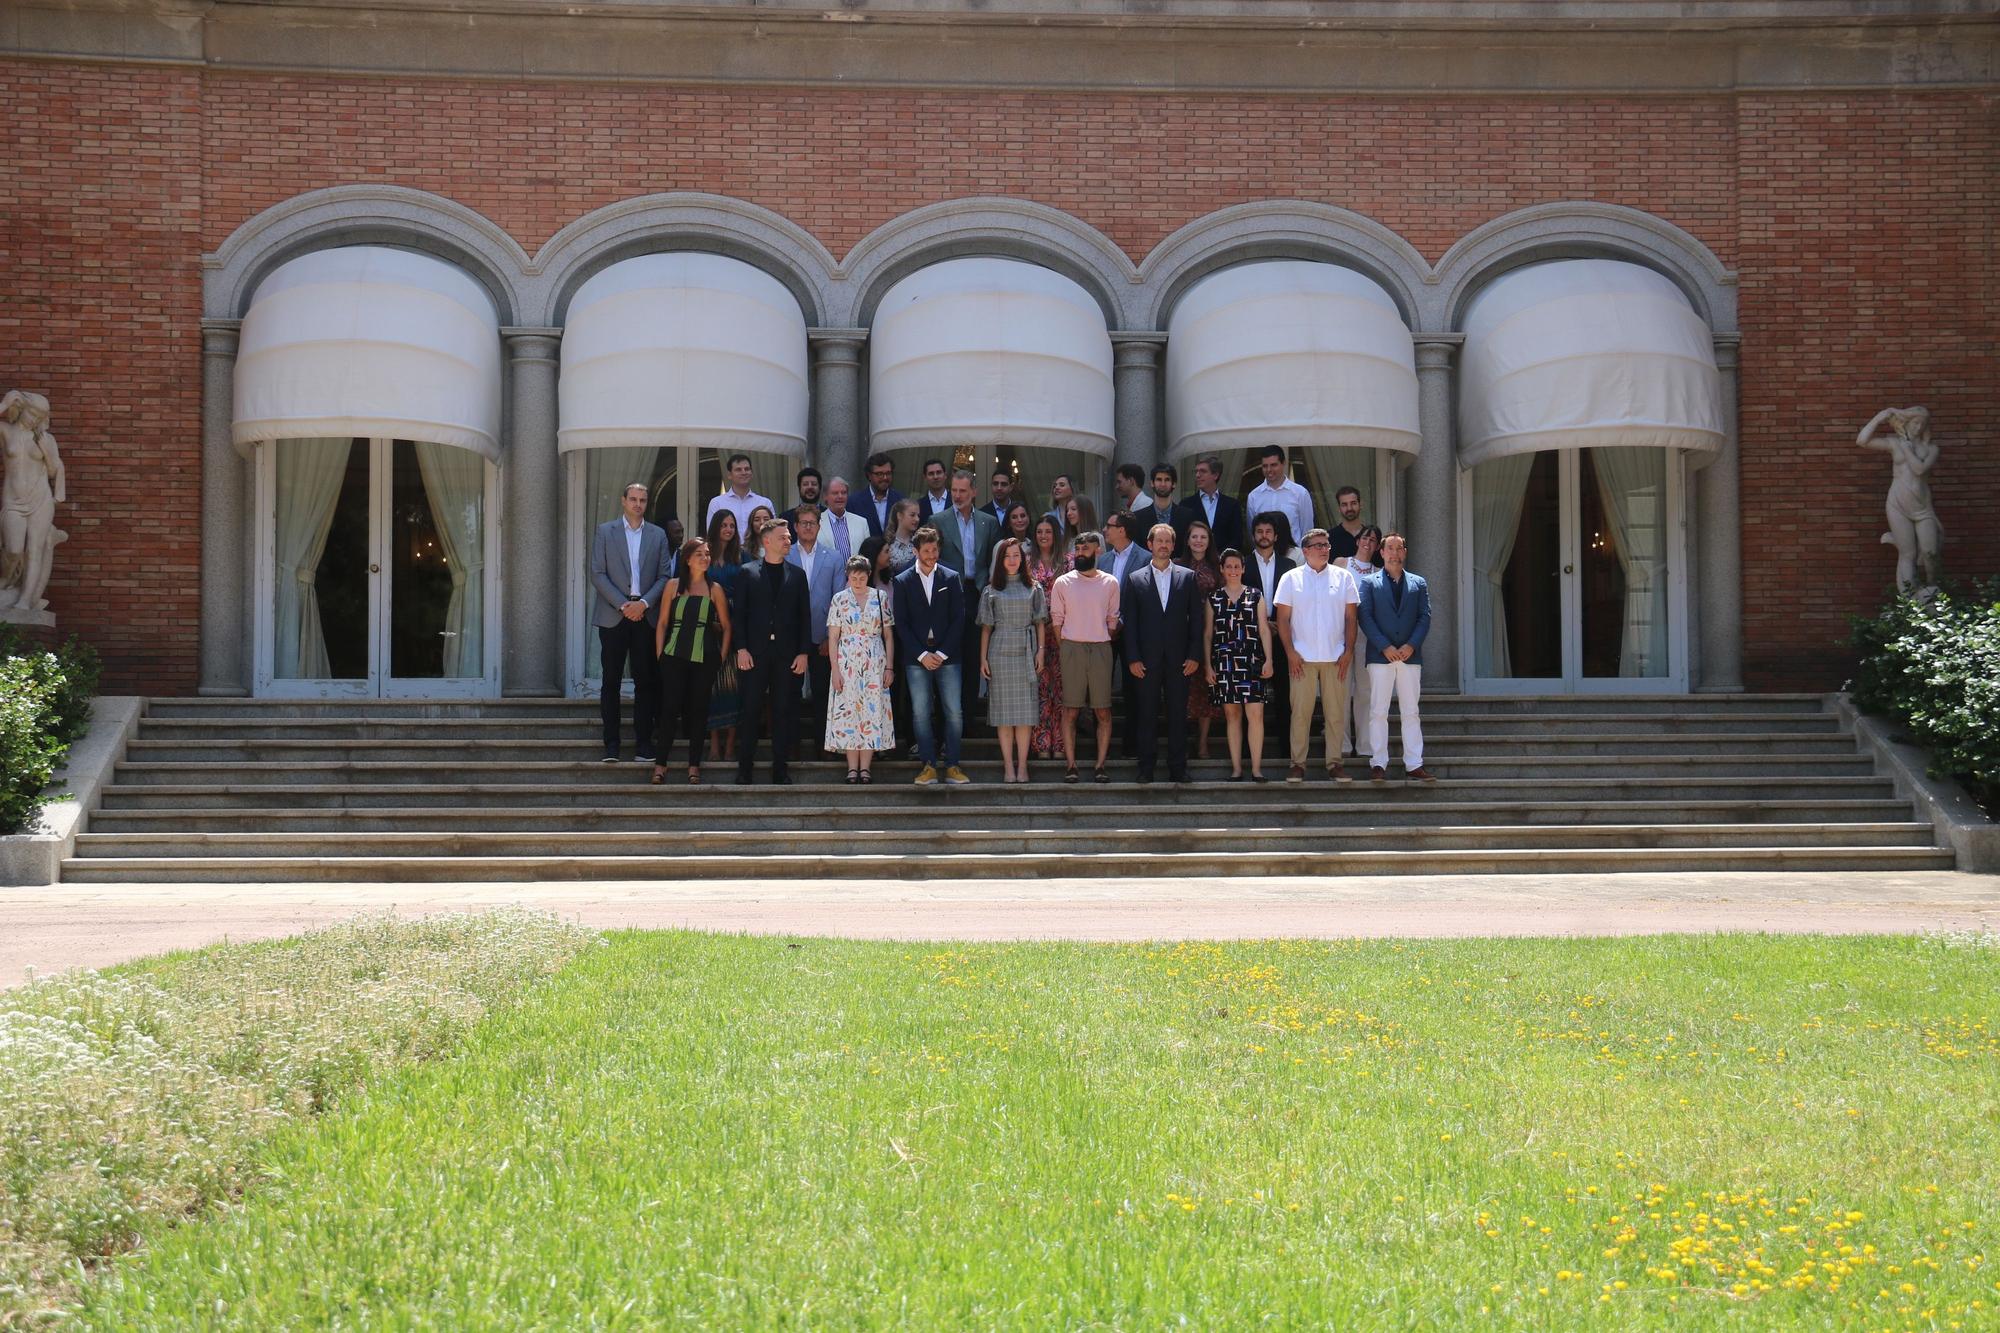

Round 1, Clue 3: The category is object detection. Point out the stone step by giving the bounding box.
[58,844,1957,884]
[105,753,1881,786]
[131,711,1846,740]
[70,823,1939,861]
[84,797,1919,834]
[119,733,1863,764]
[93,774,1903,810]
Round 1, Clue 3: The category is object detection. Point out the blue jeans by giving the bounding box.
[904,660,963,768]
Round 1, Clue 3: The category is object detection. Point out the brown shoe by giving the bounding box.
[1332,766,1353,784]
[1407,766,1437,783]
[1369,766,1387,784]
[1286,765,1305,783]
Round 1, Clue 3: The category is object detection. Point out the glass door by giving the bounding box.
[1461,448,1686,693]
[258,438,496,697]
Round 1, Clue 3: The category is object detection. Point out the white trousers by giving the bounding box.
[1366,661,1424,772]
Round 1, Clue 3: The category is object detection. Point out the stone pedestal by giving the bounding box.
[502,329,564,696]
[809,328,868,486]
[1112,332,1167,482]
[1411,335,1462,693]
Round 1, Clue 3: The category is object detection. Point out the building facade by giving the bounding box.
[6,1,1995,699]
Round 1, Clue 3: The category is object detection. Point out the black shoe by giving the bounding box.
[1136,769,1156,785]
[635,751,657,764]
[601,752,620,764]
[771,770,792,785]
[1171,771,1193,785]
[735,771,755,785]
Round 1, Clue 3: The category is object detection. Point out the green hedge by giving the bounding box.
[0,627,101,835]
[1848,580,1999,814]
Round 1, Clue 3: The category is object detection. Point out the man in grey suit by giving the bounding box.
[932,469,1001,733]
[785,504,841,747]
[589,482,669,762]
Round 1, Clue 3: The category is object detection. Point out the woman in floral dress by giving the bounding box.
[1025,514,1071,760]
[824,555,896,783]
[1179,518,1223,759]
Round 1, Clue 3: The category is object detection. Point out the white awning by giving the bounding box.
[869,257,1115,457]
[234,246,502,460]
[1459,258,1722,468]
[1166,260,1421,461]
[558,253,809,458]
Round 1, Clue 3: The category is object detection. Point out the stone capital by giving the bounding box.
[1112,331,1168,369]
[809,328,869,364]
[1413,333,1464,372]
[502,327,562,364]
[1711,332,1742,370]
[200,320,241,358]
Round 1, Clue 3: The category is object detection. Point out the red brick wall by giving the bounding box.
[1736,92,2000,689]
[7,58,1993,692]
[1,60,204,694]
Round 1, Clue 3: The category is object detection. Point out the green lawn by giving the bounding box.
[77,932,1999,1329]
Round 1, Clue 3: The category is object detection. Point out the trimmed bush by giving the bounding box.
[1848,580,2000,813]
[0,629,99,834]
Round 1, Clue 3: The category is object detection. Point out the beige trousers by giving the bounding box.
[1288,659,1350,769]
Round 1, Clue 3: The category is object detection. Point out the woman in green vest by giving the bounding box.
[652,537,734,785]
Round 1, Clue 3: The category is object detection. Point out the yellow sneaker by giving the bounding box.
[913,764,939,786]
[944,766,972,786]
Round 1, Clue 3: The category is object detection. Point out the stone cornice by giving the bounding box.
[6,0,1994,92]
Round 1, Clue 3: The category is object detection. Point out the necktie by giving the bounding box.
[832,516,850,559]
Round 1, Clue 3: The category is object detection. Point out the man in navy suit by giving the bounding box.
[1174,454,1247,556]
[1122,521,1206,784]
[862,452,902,537]
[588,481,670,762]
[733,518,813,784]
[1356,532,1435,784]
[892,527,971,786]
[786,504,841,748]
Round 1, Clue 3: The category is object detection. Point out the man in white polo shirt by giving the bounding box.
[1272,527,1360,783]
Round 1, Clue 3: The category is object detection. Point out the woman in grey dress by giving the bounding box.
[978,537,1048,784]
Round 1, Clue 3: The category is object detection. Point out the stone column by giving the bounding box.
[1695,334,1745,692]
[501,328,564,696]
[809,328,868,487]
[198,320,250,696]
[1111,332,1168,486]
[1410,335,1462,693]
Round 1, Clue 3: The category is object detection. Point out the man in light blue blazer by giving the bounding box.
[589,482,670,762]
[785,504,842,747]
[1355,532,1434,784]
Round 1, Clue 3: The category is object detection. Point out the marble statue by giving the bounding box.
[1,390,68,614]
[1856,405,1943,591]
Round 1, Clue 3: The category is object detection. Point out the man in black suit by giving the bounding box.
[1122,521,1206,784]
[1175,453,1247,555]
[983,466,1015,525]
[916,457,952,521]
[733,518,813,785]
[777,467,823,533]
[1244,511,1299,743]
[862,451,902,537]
[891,527,971,786]
[1135,464,1180,538]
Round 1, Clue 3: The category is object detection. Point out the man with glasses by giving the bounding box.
[863,452,902,536]
[1273,527,1360,783]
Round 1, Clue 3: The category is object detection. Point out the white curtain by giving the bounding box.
[1299,446,1378,531]
[272,437,354,679]
[1471,453,1536,678]
[415,442,487,679]
[1591,447,1670,678]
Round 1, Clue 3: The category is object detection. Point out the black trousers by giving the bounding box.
[598,619,659,756]
[654,654,717,765]
[799,645,832,754]
[736,659,802,779]
[1132,664,1192,779]
[959,619,986,737]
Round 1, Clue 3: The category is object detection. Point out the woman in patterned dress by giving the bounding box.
[702,509,745,761]
[1026,514,1070,761]
[1205,546,1275,783]
[978,538,1048,784]
[1180,518,1224,759]
[825,555,897,783]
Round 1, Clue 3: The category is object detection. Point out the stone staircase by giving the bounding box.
[62,695,1954,882]
[62,688,1952,876]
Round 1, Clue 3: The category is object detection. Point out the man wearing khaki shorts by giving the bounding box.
[1050,530,1121,783]
[1273,527,1361,783]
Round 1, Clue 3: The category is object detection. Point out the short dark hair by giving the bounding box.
[912,525,942,551]
[1116,463,1146,488]
[866,451,894,471]
[1253,510,1296,551]
[844,555,872,578]
[1105,511,1140,540]
[923,457,947,474]
[1259,444,1287,463]
[991,467,1011,482]
[797,467,822,486]
[1217,546,1246,568]
[1335,484,1361,503]
[1151,464,1178,485]
[726,452,753,470]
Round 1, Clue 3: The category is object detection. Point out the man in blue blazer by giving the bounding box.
[786,505,843,749]
[588,481,670,762]
[1122,521,1207,784]
[861,452,903,537]
[1355,532,1435,783]
[892,528,971,785]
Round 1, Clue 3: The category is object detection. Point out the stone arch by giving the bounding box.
[1433,202,1738,333]
[836,198,1139,330]
[204,185,530,325]
[1136,200,1433,333]
[532,193,840,328]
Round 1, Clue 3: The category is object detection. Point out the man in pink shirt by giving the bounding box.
[1050,530,1122,783]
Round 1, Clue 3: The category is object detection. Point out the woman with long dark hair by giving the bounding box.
[703,508,746,760]
[1179,517,1224,760]
[1205,547,1274,782]
[651,537,732,785]
[978,537,1048,783]
[1025,514,1070,761]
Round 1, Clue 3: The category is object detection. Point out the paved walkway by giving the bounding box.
[4,870,1996,984]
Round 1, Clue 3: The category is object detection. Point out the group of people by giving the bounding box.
[590,445,1432,787]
